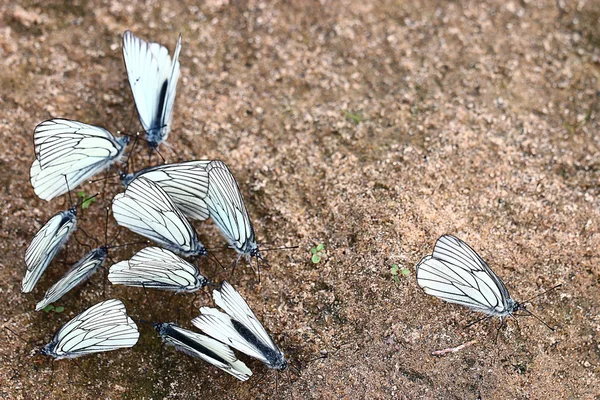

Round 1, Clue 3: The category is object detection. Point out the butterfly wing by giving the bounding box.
[45,299,139,359]
[108,247,206,291]
[111,176,203,256]
[192,281,284,368]
[206,161,256,254]
[23,210,77,293]
[127,161,211,221]
[30,119,128,201]
[122,31,181,146]
[35,248,107,311]
[192,307,270,365]
[416,235,511,315]
[157,323,252,381]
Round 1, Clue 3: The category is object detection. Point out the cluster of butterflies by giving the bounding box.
[23,31,287,382]
[21,28,558,391]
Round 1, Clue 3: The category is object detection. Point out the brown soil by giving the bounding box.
[1,0,600,399]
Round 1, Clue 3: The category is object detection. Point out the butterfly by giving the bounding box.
[416,235,555,329]
[35,247,108,311]
[120,160,211,221]
[122,30,181,150]
[23,207,78,293]
[205,161,268,270]
[40,299,139,359]
[192,281,288,371]
[154,322,252,381]
[108,246,208,292]
[112,176,207,257]
[30,119,130,201]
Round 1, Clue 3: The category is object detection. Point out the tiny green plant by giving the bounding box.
[343,110,363,124]
[391,264,410,285]
[77,191,96,209]
[43,305,65,313]
[310,243,325,264]
[563,108,592,135]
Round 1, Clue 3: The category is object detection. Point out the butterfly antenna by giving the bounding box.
[108,240,150,250]
[4,327,33,346]
[205,251,225,270]
[259,245,300,252]
[521,309,555,331]
[104,207,110,246]
[521,284,563,305]
[142,283,159,322]
[64,175,74,208]
[88,174,121,184]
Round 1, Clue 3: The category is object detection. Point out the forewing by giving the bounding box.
[23,211,77,293]
[159,34,181,142]
[36,249,106,311]
[206,161,255,253]
[51,299,139,358]
[192,307,269,364]
[416,235,509,314]
[213,282,279,351]
[31,119,127,201]
[111,176,200,254]
[162,324,252,381]
[132,161,210,220]
[108,247,204,291]
[123,31,180,145]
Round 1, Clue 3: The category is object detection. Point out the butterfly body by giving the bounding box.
[30,119,129,201]
[192,281,288,371]
[112,177,206,257]
[40,299,139,360]
[154,322,252,381]
[108,247,208,292]
[122,31,181,150]
[416,235,523,319]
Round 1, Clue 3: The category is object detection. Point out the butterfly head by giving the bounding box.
[39,342,56,358]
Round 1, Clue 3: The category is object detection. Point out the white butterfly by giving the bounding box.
[416,235,523,319]
[122,30,181,150]
[40,299,139,360]
[23,208,78,293]
[35,247,108,311]
[30,119,129,201]
[120,161,211,221]
[112,176,206,257]
[155,322,252,381]
[205,161,267,267]
[192,281,288,370]
[109,246,208,292]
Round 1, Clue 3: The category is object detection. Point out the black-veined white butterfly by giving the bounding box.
[192,281,288,371]
[120,160,211,221]
[112,176,207,257]
[23,207,78,293]
[40,299,139,359]
[416,235,556,329]
[108,246,208,292]
[154,322,252,381]
[30,119,129,201]
[122,30,181,150]
[35,247,108,311]
[205,161,268,270]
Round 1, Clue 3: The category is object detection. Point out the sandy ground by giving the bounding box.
[1,0,600,399]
